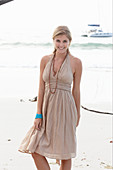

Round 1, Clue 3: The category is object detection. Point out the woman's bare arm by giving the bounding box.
[34,55,51,130]
[36,56,46,114]
[72,58,82,126]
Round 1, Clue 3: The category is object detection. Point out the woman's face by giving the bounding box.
[53,34,70,54]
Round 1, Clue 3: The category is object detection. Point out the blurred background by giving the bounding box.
[0,0,112,109]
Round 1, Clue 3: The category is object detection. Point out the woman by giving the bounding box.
[19,26,82,170]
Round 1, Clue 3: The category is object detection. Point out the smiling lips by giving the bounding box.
[58,47,65,50]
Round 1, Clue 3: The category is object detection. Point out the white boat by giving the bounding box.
[81,24,113,38]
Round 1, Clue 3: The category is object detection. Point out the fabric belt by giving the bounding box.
[45,81,71,92]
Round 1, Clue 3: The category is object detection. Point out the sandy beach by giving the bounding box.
[0,96,112,170]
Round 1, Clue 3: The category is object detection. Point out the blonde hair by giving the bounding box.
[52,26,72,54]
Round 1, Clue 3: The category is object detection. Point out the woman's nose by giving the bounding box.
[59,42,64,47]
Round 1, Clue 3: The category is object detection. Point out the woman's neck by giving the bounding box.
[54,51,68,60]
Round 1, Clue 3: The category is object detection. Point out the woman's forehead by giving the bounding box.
[55,34,69,40]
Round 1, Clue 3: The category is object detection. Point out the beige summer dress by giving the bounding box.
[18,53,78,160]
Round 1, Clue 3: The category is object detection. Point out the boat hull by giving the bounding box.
[89,33,113,38]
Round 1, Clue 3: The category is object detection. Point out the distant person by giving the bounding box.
[18,26,82,170]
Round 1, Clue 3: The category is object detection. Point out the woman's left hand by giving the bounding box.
[76,114,80,127]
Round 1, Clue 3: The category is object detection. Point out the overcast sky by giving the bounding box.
[0,0,112,33]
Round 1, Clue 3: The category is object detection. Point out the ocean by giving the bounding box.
[0,30,112,112]
[0,30,112,69]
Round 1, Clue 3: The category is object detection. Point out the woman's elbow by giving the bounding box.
[72,88,80,95]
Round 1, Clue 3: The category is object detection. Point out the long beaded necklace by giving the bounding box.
[49,52,67,94]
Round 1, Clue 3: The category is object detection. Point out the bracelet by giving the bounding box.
[35,113,43,119]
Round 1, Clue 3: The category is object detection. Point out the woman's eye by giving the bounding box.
[63,40,67,43]
[56,40,60,42]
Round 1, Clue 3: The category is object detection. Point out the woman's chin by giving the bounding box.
[57,49,67,54]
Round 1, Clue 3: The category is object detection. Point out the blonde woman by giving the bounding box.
[19,26,82,170]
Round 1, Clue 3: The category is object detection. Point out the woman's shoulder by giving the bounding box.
[40,54,53,66]
[69,54,82,67]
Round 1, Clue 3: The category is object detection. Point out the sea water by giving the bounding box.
[0,30,112,112]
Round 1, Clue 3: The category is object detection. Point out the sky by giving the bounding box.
[0,0,112,34]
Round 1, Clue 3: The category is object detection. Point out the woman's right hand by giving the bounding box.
[34,118,43,131]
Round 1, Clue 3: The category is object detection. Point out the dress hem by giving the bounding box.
[18,148,76,160]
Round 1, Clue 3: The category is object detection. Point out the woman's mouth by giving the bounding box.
[58,47,65,50]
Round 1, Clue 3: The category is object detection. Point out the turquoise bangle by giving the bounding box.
[35,113,43,119]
